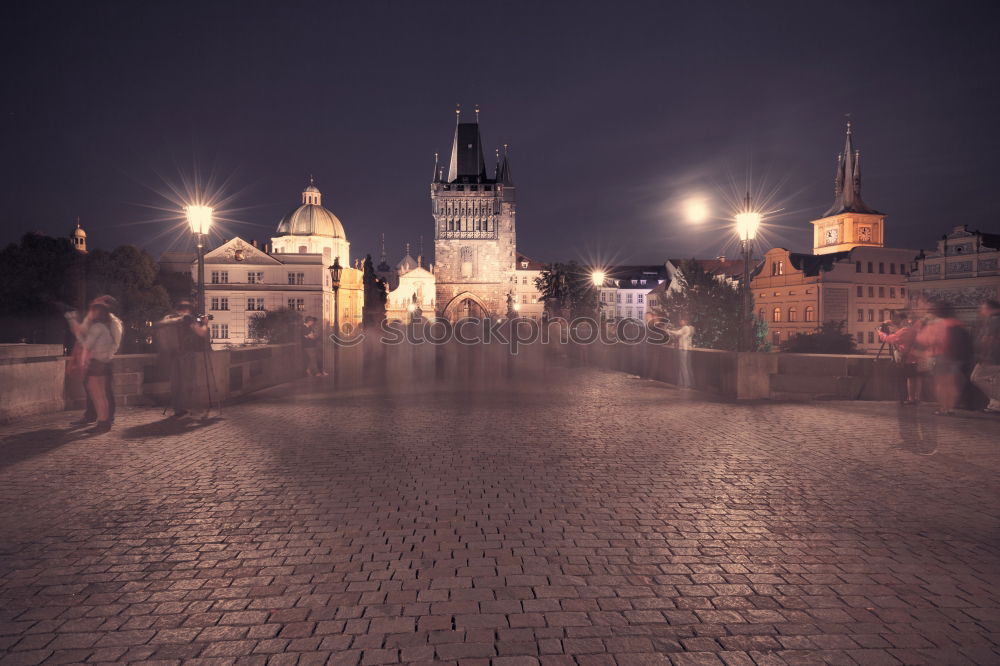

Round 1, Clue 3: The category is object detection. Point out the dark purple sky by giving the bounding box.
[2,0,997,265]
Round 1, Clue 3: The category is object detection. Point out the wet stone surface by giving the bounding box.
[0,366,998,665]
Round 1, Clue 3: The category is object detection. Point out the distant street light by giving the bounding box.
[185,205,213,316]
[735,193,761,352]
[591,271,606,321]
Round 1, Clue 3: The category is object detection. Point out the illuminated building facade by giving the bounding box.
[432,112,517,321]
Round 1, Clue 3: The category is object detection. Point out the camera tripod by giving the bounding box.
[854,335,889,400]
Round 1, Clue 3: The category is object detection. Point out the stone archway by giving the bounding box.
[442,291,492,322]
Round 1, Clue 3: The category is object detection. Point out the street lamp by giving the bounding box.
[591,271,606,321]
[328,256,343,387]
[185,205,213,316]
[328,256,343,335]
[735,193,761,352]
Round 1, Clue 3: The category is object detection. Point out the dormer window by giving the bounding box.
[521,261,528,269]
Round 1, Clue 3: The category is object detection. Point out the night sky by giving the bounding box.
[2,0,998,265]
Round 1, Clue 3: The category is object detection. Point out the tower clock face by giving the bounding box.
[857,226,872,242]
[825,228,839,245]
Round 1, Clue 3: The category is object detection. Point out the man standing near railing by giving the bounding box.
[667,318,695,388]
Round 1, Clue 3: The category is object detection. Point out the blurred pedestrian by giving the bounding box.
[302,316,325,376]
[667,318,694,388]
[916,301,972,415]
[878,311,922,404]
[971,299,1000,413]
[155,300,209,418]
[65,296,123,433]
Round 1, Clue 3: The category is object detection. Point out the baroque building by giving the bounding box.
[195,179,362,347]
[432,112,516,320]
[907,225,1000,323]
[751,122,916,352]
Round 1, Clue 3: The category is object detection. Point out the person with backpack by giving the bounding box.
[971,299,1000,413]
[916,301,972,415]
[64,296,123,433]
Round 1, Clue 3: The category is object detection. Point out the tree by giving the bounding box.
[647,260,761,351]
[157,268,194,303]
[84,245,171,352]
[361,254,387,329]
[248,308,302,344]
[0,233,81,344]
[535,261,598,319]
[780,320,858,354]
[0,235,171,350]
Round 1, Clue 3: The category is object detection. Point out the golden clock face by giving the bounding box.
[825,228,839,245]
[857,226,872,242]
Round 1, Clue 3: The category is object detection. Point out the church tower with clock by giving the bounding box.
[811,122,886,255]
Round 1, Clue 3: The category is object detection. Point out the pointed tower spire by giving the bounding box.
[380,233,387,264]
[433,152,440,182]
[446,107,487,182]
[498,143,513,186]
[823,119,877,216]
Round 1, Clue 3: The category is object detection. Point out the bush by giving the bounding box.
[248,308,302,344]
[780,320,858,354]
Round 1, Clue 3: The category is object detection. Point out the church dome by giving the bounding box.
[275,179,346,239]
[72,222,86,238]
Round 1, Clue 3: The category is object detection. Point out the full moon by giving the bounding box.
[683,197,709,223]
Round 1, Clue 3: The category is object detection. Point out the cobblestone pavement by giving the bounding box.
[1,366,999,666]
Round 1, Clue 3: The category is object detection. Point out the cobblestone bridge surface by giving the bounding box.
[1,366,999,666]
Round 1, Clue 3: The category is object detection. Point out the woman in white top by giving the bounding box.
[667,318,695,388]
[66,297,123,432]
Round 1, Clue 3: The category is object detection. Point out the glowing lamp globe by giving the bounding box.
[185,205,213,235]
[735,210,761,242]
[591,271,605,287]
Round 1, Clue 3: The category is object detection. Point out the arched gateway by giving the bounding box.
[442,292,491,321]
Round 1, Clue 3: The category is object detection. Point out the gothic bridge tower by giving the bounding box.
[432,108,516,320]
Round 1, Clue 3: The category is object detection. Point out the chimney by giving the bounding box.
[251,239,258,248]
[717,256,726,262]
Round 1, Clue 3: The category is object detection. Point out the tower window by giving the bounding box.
[878,262,885,274]
[867,262,873,273]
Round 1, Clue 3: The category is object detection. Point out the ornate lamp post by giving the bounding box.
[735,194,761,352]
[185,205,213,316]
[328,256,343,334]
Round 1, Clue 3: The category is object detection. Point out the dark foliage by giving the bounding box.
[247,307,302,344]
[647,260,762,351]
[535,261,598,319]
[780,320,858,354]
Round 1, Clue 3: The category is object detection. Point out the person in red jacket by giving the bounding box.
[916,301,972,415]
[878,311,923,404]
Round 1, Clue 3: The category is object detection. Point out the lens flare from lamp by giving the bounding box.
[591,271,605,287]
[735,211,761,242]
[185,205,213,235]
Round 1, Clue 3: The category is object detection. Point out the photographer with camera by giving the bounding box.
[155,299,210,418]
[878,311,923,405]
